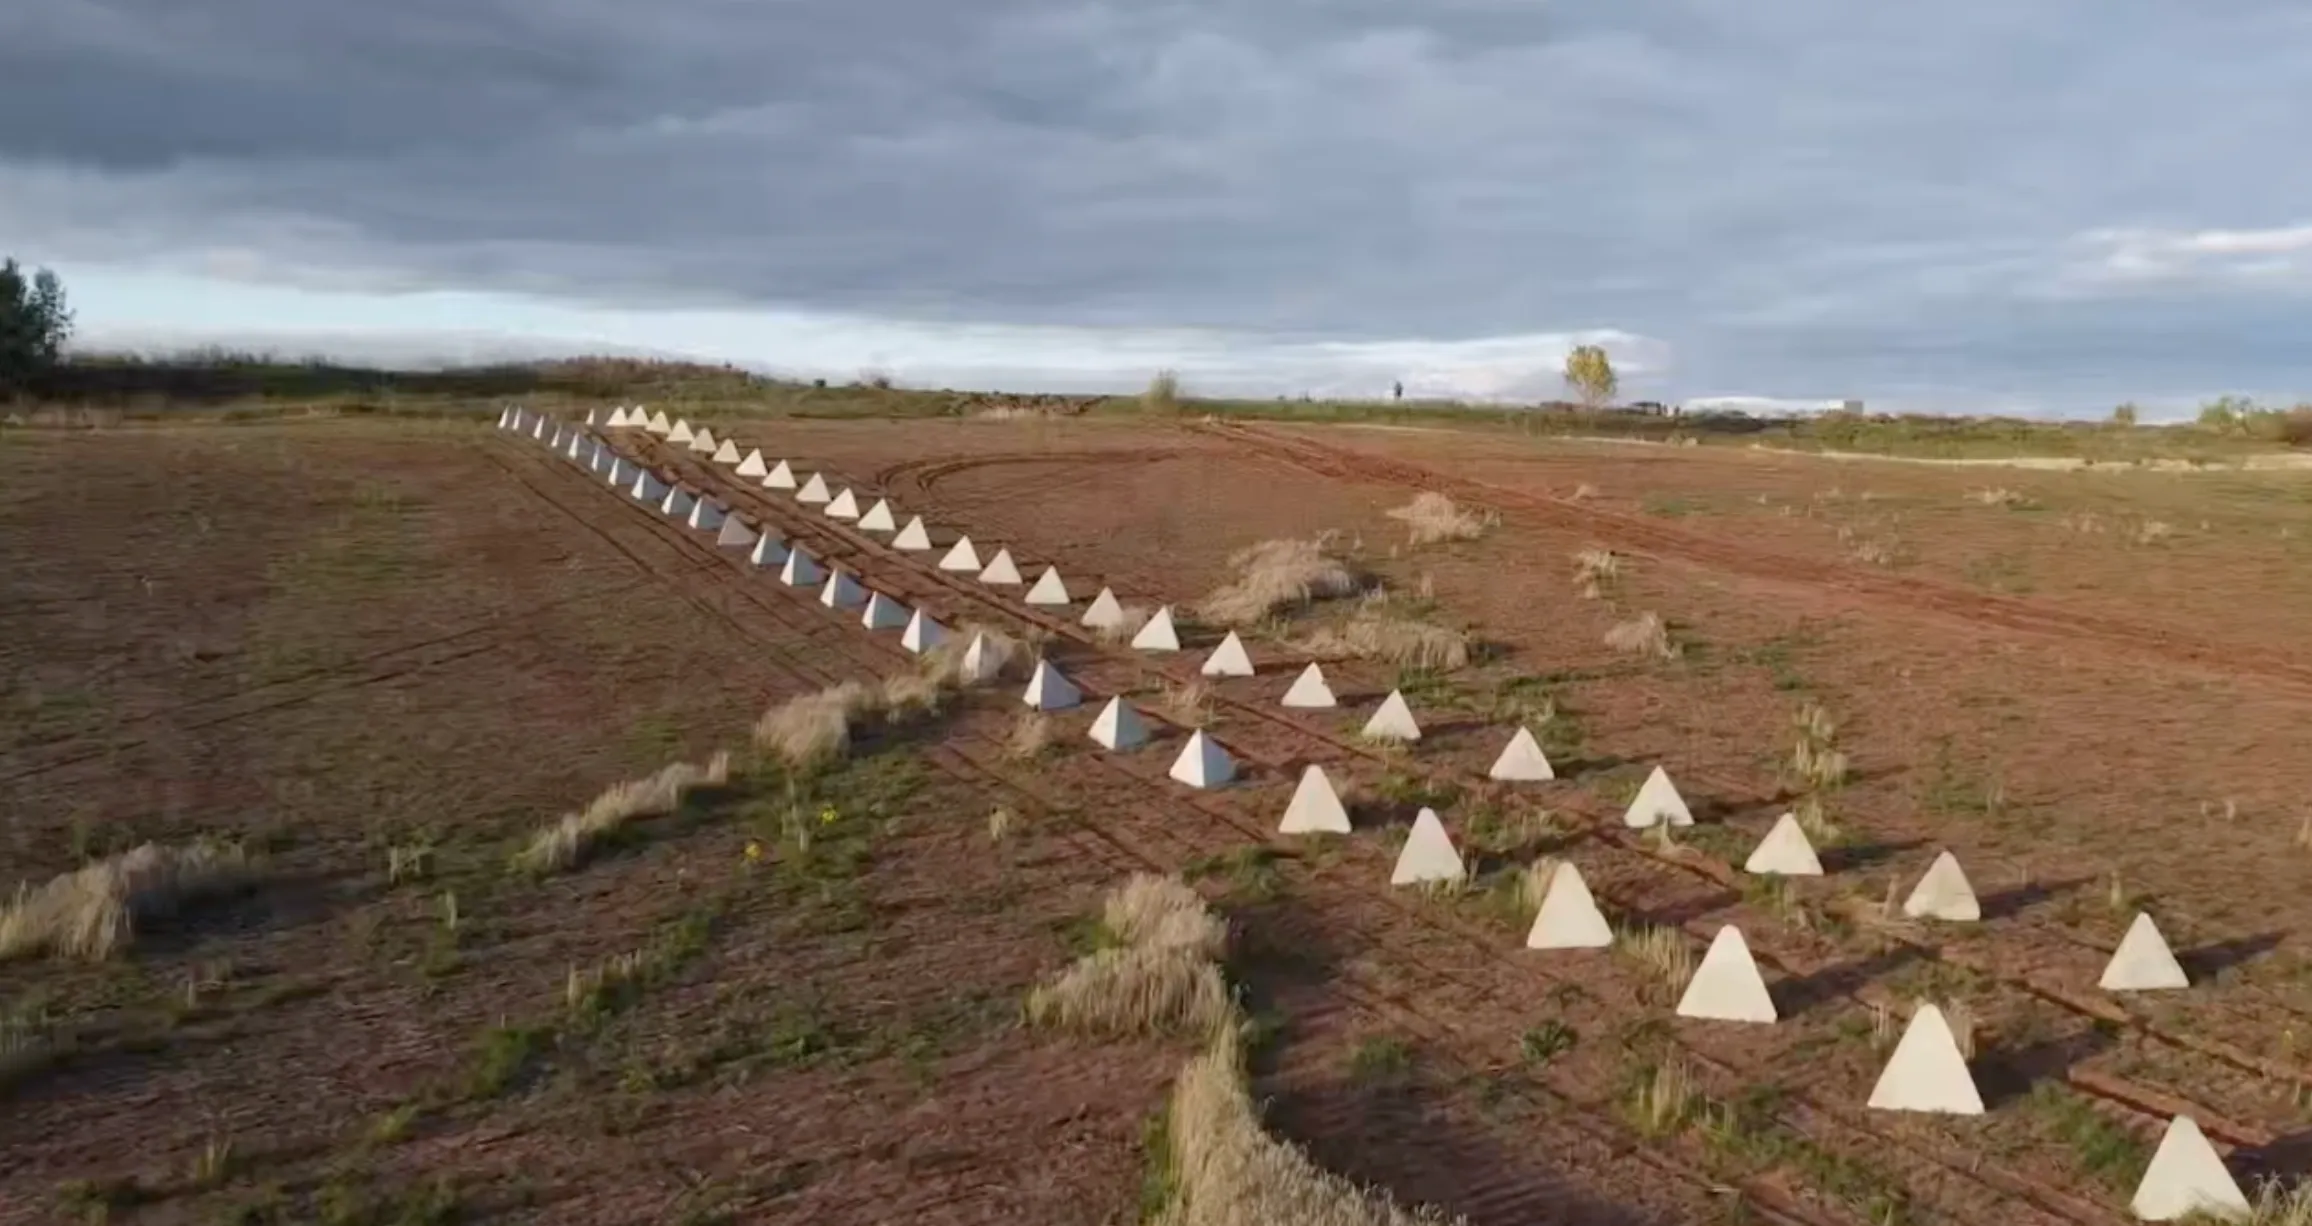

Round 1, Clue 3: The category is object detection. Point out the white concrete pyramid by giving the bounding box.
[1278,765,1352,835]
[1867,1004,1983,1115]
[1527,862,1613,949]
[630,471,665,502]
[667,418,695,444]
[565,432,587,461]
[543,422,561,446]
[2101,913,2190,992]
[1088,697,1149,750]
[861,590,909,630]
[1901,851,1981,922]
[1021,659,1081,711]
[1488,727,1556,781]
[660,486,696,519]
[824,488,861,519]
[689,426,717,454]
[893,516,933,551]
[497,406,515,429]
[508,408,529,433]
[938,536,983,572]
[1676,927,1777,1023]
[858,498,897,532]
[796,473,832,504]
[715,517,757,548]
[604,406,628,427]
[820,569,867,609]
[1621,766,1695,829]
[585,407,600,427]
[736,449,768,477]
[764,459,798,490]
[2132,1116,2248,1221]
[1131,607,1181,652]
[686,498,726,532]
[1361,690,1423,742]
[979,548,1024,585]
[647,410,673,435]
[588,444,611,474]
[1025,566,1071,606]
[1281,662,1336,708]
[1390,809,1465,886]
[1167,730,1236,789]
[713,438,741,464]
[1081,587,1127,629]
[607,457,631,486]
[1745,813,1823,876]
[900,609,946,654]
[779,546,824,587]
[959,632,1002,683]
[532,416,551,440]
[747,533,788,568]
[1200,632,1256,678]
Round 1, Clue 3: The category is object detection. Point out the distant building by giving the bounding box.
[1840,398,1865,414]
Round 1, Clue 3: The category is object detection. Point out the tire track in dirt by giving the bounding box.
[638,429,2306,1141]
[1193,420,2312,695]
[614,433,2151,1225]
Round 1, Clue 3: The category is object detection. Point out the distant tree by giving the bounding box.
[1562,344,1617,409]
[2110,403,2139,427]
[1142,369,1180,414]
[0,258,74,394]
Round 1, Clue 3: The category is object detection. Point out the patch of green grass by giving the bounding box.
[2026,1083,2150,1193]
[1183,844,1286,903]
[625,711,686,760]
[1135,1105,1180,1223]
[1519,1020,1577,1065]
[463,1023,549,1100]
[1695,1084,1912,1225]
[1390,666,1461,708]
[1371,770,1462,812]
[314,1172,464,1226]
[1917,738,2007,819]
[1347,1034,1415,1083]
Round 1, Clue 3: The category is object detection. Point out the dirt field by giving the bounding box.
[6,406,2312,1225]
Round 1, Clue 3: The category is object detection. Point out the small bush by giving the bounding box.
[0,841,258,961]
[1198,539,1361,626]
[1026,874,1233,1041]
[1571,548,1619,599]
[1384,492,1495,546]
[1604,612,1677,660]
[1296,612,1470,671]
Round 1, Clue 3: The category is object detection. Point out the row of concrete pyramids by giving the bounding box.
[505,405,2251,1221]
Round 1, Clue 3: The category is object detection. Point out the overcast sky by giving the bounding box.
[5,1,2311,415]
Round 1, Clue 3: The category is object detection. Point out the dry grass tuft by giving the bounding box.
[1967,487,2035,509]
[1627,1056,1697,1137]
[1198,539,1362,626]
[756,624,1034,770]
[1615,923,1694,990]
[1604,612,1678,661]
[1572,547,1620,600]
[919,621,1035,688]
[1296,611,1471,671]
[1938,998,1977,1060]
[1007,711,1056,760]
[1156,1022,1464,1226]
[1092,604,1156,645]
[517,751,732,875]
[1026,874,1233,1040]
[1384,492,1497,546]
[0,841,259,961]
[1516,856,1560,915]
[1161,679,1216,727]
[1571,483,1599,501]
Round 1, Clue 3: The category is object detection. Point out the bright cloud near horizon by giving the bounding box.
[5,1,2312,417]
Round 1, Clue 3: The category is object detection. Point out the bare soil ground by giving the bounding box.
[8,407,2312,1225]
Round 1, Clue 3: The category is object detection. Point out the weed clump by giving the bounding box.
[1198,539,1361,626]
[1296,610,1471,671]
[1384,492,1496,546]
[1604,612,1678,660]
[0,840,258,961]
[516,751,732,875]
[754,624,1033,769]
[1026,874,1232,1040]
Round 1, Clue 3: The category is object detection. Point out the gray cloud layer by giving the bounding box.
[5,0,2312,410]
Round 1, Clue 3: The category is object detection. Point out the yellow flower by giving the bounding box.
[818,804,840,826]
[742,840,765,862]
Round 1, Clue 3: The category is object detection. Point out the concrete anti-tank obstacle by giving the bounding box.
[938,536,983,572]
[959,633,1002,684]
[824,488,861,519]
[900,609,946,654]
[1025,566,1071,606]
[689,426,717,454]
[1280,662,1336,708]
[1526,861,1612,949]
[1361,690,1423,742]
[892,516,933,551]
[532,416,551,441]
[686,498,726,532]
[647,410,673,435]
[796,473,832,504]
[1390,809,1465,886]
[764,459,798,490]
[715,516,757,549]
[1167,730,1236,789]
[779,546,824,588]
[659,486,696,520]
[1676,926,1778,1023]
[497,406,515,429]
[1745,813,1823,876]
[713,438,741,464]
[1278,765,1351,834]
[735,449,768,477]
[607,457,632,487]
[1088,697,1149,750]
[1488,727,1555,781]
[1021,659,1082,711]
[861,590,909,630]
[585,407,600,426]
[747,533,788,568]
[2131,1115,2249,1221]
[589,444,611,474]
[1081,587,1127,629]
[979,548,1024,585]
[2102,912,2190,992]
[820,569,868,610]
[1867,1004,1983,1115]
[858,498,897,532]
[565,432,587,461]
[602,407,626,427]
[667,418,695,444]
[1622,765,1694,829]
[1131,607,1181,651]
[630,471,666,503]
[1200,631,1255,678]
[1901,851,1981,922]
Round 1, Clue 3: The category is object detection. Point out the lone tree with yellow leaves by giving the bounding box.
[1562,344,1617,409]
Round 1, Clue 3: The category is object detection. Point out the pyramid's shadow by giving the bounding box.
[2180,931,2285,981]
[1774,945,1927,1016]
[1979,875,2092,921]
[1974,1020,2122,1109]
